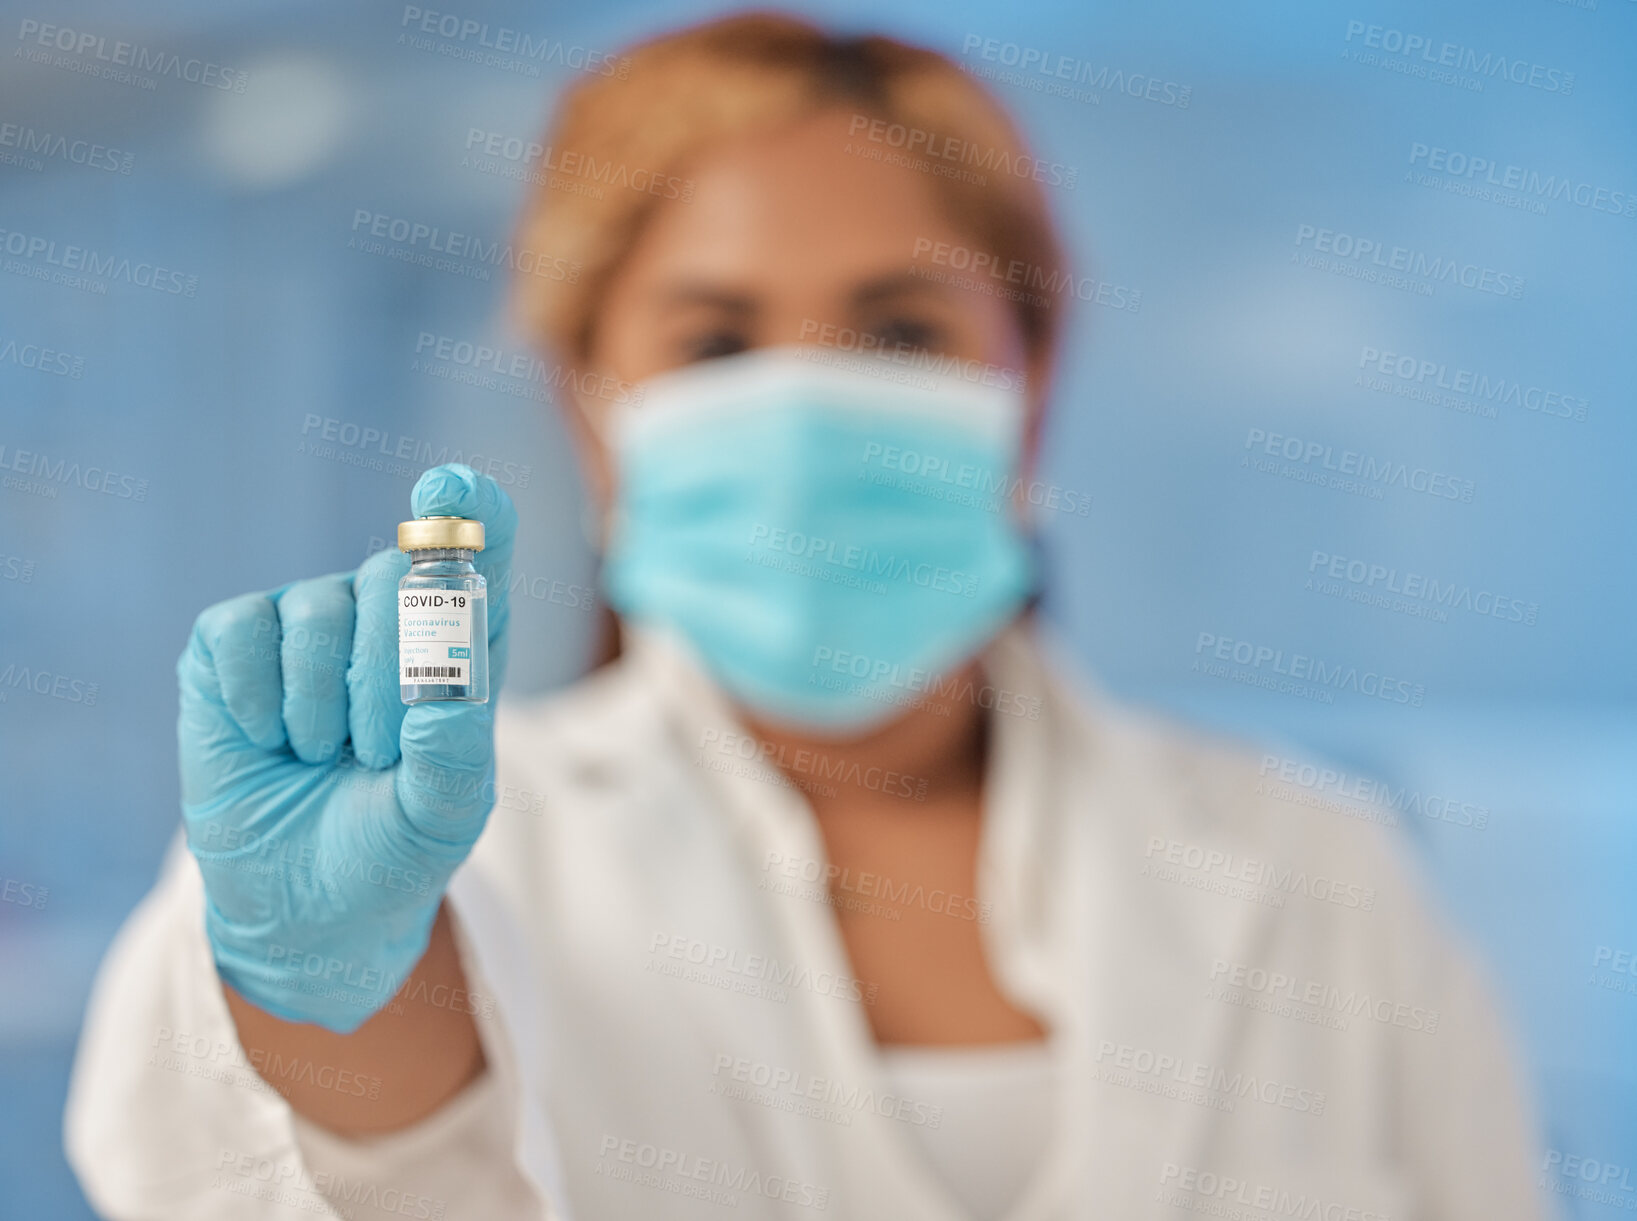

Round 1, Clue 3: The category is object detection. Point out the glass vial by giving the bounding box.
[398,515,489,704]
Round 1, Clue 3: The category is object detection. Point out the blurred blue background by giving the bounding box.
[1,0,1632,1216]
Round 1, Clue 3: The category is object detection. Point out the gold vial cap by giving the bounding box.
[397,515,485,552]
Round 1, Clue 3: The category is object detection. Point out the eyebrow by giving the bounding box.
[657,269,947,314]
[659,282,757,313]
[850,270,947,306]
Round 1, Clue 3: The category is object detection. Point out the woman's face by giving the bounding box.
[574,107,1042,501]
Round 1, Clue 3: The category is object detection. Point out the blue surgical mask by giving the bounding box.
[599,345,1036,733]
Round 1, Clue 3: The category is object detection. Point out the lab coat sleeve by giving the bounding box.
[63,831,569,1221]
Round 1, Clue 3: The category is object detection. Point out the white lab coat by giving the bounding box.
[64,621,1552,1221]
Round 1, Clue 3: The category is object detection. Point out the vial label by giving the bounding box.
[398,589,484,686]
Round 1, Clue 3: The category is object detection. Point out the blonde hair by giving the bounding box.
[510,11,1066,371]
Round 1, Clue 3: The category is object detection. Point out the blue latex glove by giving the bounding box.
[177,464,518,1033]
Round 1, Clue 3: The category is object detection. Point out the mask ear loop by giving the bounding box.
[996,386,1047,614]
[577,497,607,556]
[1020,526,1048,615]
[563,379,630,557]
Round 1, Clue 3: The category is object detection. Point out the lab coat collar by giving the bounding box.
[1012,625,1279,1217]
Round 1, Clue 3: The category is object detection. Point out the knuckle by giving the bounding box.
[278,577,354,626]
[197,592,276,646]
[189,594,279,678]
[278,582,355,687]
[478,472,518,521]
[356,546,408,590]
[489,490,519,537]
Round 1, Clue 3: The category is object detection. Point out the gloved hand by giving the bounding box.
[177,464,517,1033]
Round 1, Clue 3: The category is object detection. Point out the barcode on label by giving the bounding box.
[402,666,466,680]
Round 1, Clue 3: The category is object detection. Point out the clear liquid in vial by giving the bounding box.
[398,548,488,704]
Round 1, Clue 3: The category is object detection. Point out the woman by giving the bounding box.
[65,14,1546,1221]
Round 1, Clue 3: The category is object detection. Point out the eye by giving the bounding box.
[680,329,749,363]
[866,316,945,354]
